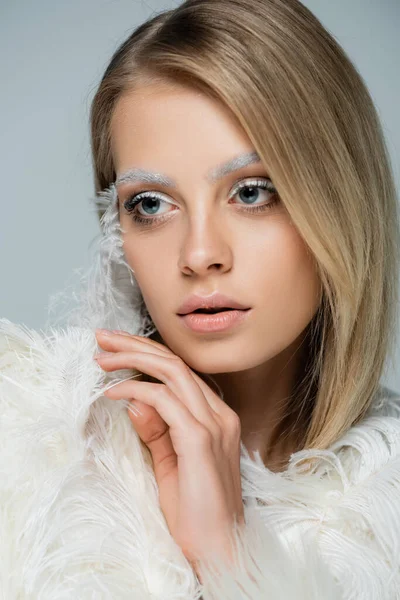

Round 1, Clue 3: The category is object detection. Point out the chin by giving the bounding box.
[186,355,246,376]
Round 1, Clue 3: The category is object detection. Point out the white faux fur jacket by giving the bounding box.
[1,184,400,598]
[1,320,400,599]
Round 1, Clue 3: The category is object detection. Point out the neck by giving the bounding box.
[199,327,313,471]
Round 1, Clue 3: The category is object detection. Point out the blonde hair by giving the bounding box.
[89,0,400,468]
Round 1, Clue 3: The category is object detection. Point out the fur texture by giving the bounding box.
[1,320,400,598]
[1,184,400,598]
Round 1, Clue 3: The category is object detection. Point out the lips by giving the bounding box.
[178,307,251,333]
[177,293,250,315]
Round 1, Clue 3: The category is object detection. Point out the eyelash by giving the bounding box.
[122,177,280,227]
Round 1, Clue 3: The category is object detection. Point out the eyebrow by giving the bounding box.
[115,150,262,188]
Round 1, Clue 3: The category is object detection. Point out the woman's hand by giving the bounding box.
[94,329,245,575]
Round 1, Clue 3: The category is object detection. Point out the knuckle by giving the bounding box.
[157,384,174,403]
[227,411,241,435]
[172,356,189,375]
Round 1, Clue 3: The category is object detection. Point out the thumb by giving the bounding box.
[127,399,178,484]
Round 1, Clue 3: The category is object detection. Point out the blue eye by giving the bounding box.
[122,177,280,227]
[230,178,277,207]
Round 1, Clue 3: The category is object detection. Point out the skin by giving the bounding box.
[109,82,321,469]
[94,329,245,576]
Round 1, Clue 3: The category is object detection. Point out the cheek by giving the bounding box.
[255,227,321,337]
[121,235,171,306]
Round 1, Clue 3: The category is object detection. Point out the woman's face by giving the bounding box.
[111,83,321,374]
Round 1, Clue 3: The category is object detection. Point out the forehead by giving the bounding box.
[111,84,263,184]
[111,82,247,147]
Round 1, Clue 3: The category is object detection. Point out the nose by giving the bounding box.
[177,213,233,277]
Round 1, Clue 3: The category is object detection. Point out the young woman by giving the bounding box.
[1,0,399,597]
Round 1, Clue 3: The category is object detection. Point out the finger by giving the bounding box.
[111,330,173,355]
[97,352,220,433]
[188,369,239,421]
[96,332,230,417]
[96,330,172,356]
[104,378,211,457]
[96,331,170,358]
[95,332,169,384]
[127,392,240,532]
[126,397,178,482]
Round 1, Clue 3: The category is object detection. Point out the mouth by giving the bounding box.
[180,307,250,315]
[177,307,252,333]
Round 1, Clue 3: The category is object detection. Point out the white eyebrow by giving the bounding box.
[115,150,262,188]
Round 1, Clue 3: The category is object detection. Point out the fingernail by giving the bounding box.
[96,328,113,336]
[111,329,131,336]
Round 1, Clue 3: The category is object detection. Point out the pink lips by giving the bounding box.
[178,308,251,333]
[177,292,250,316]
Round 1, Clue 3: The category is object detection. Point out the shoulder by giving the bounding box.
[276,383,400,494]
[237,384,400,598]
[326,383,400,484]
[0,318,105,420]
[0,317,98,377]
[365,383,400,419]
[0,318,191,598]
[0,316,96,359]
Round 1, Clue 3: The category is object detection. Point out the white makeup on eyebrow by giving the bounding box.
[115,150,262,188]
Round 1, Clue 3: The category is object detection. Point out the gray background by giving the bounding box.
[1,0,399,391]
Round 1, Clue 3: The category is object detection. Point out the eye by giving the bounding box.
[122,176,280,227]
[229,177,278,208]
